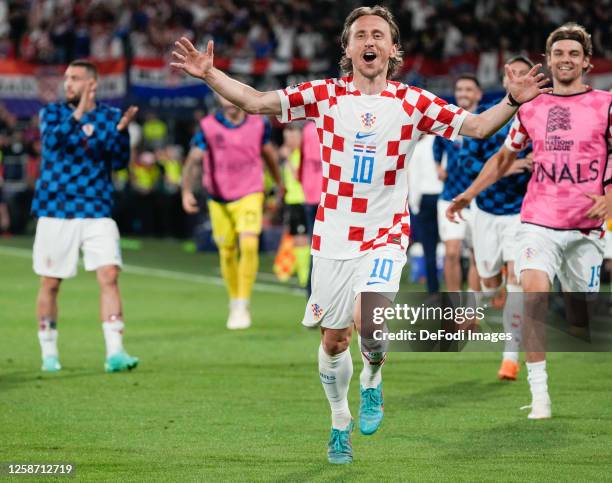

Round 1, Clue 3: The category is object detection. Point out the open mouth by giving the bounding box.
[363,52,377,64]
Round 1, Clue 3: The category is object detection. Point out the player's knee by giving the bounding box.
[41,277,61,295]
[520,270,550,292]
[445,252,461,265]
[218,245,237,262]
[239,234,259,255]
[321,330,351,355]
[481,275,502,291]
[96,265,120,287]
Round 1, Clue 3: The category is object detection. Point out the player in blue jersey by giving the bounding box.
[434,75,482,293]
[32,60,140,373]
[458,56,535,380]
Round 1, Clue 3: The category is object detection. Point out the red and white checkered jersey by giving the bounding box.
[276,77,467,259]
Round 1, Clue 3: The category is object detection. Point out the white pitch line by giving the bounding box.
[0,245,304,297]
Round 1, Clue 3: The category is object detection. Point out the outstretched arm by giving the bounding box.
[446,146,518,222]
[460,64,551,139]
[171,38,281,116]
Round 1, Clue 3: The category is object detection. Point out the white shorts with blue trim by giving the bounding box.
[303,247,407,330]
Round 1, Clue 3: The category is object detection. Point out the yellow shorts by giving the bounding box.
[208,192,264,247]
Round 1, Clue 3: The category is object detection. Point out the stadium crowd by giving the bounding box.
[1,0,611,291]
[1,0,610,63]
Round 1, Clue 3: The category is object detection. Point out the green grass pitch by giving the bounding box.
[1,237,611,481]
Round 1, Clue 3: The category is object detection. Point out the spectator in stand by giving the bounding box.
[3,0,610,64]
[157,144,186,238]
[142,112,168,150]
[1,129,32,233]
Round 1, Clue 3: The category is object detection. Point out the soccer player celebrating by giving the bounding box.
[447,23,612,419]
[181,94,283,330]
[33,60,139,373]
[460,56,535,381]
[434,75,482,293]
[171,6,549,463]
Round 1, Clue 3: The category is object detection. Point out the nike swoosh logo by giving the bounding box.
[356,132,376,139]
[366,281,384,285]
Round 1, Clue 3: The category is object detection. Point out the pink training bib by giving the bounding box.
[506,89,612,230]
[299,121,322,205]
[200,114,265,201]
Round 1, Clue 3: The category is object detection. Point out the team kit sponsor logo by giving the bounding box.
[544,106,574,152]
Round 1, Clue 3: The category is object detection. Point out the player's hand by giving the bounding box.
[436,165,447,181]
[74,80,96,121]
[171,38,214,80]
[446,192,472,223]
[182,190,200,214]
[505,63,553,105]
[585,193,609,220]
[117,106,139,131]
[504,155,533,176]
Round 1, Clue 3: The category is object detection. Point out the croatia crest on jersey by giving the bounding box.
[360,112,376,131]
[82,123,95,137]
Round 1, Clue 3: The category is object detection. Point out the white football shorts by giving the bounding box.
[514,223,604,292]
[303,247,407,330]
[33,217,123,279]
[437,198,474,247]
[472,204,521,278]
[604,228,612,259]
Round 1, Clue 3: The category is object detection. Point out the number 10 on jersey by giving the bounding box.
[351,155,374,184]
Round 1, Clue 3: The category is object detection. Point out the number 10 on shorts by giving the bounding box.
[369,258,393,283]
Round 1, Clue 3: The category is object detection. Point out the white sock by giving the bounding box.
[318,344,352,430]
[503,351,519,363]
[467,287,484,308]
[502,284,523,361]
[38,318,58,359]
[478,282,501,308]
[231,299,249,311]
[358,335,385,389]
[102,318,125,357]
[526,360,549,402]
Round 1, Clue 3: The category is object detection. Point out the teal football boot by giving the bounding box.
[327,420,353,464]
[105,351,139,373]
[359,384,384,435]
[42,355,62,372]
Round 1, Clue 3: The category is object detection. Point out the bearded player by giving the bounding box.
[33,60,139,373]
[171,6,550,463]
[448,23,612,419]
